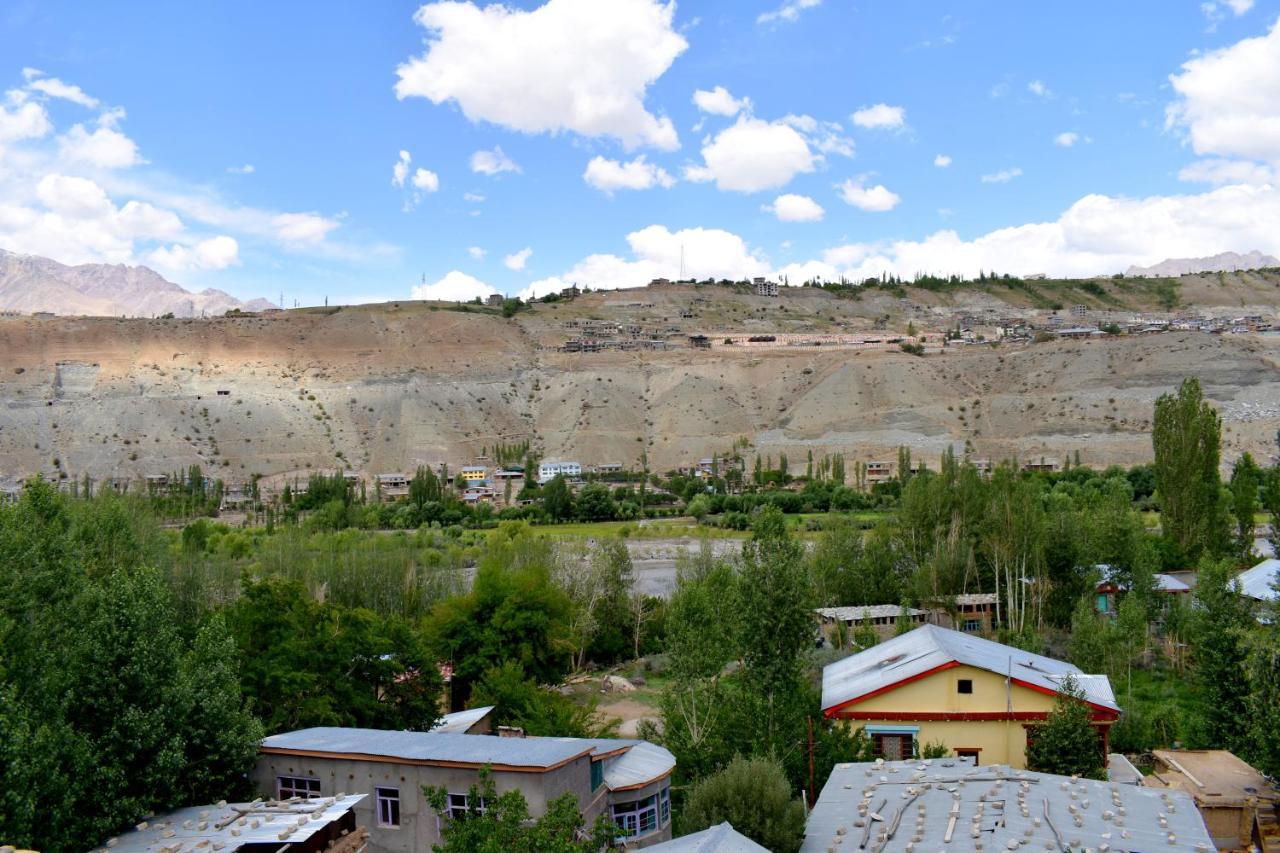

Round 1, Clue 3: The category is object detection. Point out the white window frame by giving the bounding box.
[445,792,488,820]
[612,791,664,839]
[276,776,320,800]
[375,786,400,828]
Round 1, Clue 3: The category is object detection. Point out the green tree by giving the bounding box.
[471,661,611,738]
[1244,624,1280,777]
[1229,452,1262,558]
[679,756,806,853]
[541,475,574,522]
[574,482,616,522]
[1185,558,1255,749]
[1152,378,1225,560]
[1262,467,1280,552]
[425,770,617,852]
[1024,677,1106,780]
[410,465,442,507]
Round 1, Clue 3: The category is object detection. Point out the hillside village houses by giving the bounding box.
[821,625,1120,767]
[538,459,583,484]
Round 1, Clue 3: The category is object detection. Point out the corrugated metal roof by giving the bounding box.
[1239,559,1280,601]
[601,741,676,790]
[816,605,927,621]
[800,759,1213,852]
[96,794,365,852]
[1155,573,1191,593]
[647,822,768,851]
[429,705,495,733]
[821,624,1118,713]
[261,728,591,768]
[1107,752,1144,786]
[953,593,998,606]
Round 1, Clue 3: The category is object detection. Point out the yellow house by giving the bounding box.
[460,466,488,484]
[821,624,1118,768]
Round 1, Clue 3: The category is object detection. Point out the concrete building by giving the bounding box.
[801,758,1214,852]
[486,293,504,307]
[459,465,488,484]
[98,794,367,853]
[865,460,894,485]
[754,277,779,297]
[816,605,930,643]
[254,727,675,852]
[1144,749,1280,851]
[538,460,582,484]
[821,625,1119,767]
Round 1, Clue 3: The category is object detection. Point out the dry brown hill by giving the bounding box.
[2,274,1279,486]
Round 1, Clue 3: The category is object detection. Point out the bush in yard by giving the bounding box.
[679,755,805,853]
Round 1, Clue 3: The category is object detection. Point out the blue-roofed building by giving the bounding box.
[253,725,675,852]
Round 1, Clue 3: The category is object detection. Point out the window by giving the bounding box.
[612,791,667,839]
[375,787,400,828]
[590,759,604,791]
[957,678,973,694]
[870,733,915,761]
[963,618,981,632]
[277,776,321,800]
[446,792,488,820]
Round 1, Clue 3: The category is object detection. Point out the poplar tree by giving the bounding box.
[1229,452,1262,558]
[1152,378,1225,561]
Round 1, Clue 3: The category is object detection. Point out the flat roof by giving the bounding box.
[1147,749,1279,808]
[821,624,1118,714]
[97,794,364,852]
[261,728,592,770]
[801,759,1213,852]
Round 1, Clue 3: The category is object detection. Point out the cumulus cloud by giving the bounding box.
[1202,0,1254,25]
[412,168,439,192]
[1167,17,1280,166]
[147,235,240,272]
[226,163,255,174]
[934,154,952,167]
[0,100,52,143]
[1028,79,1051,97]
[522,224,769,298]
[693,86,750,116]
[1054,131,1080,147]
[684,116,817,192]
[780,114,854,157]
[395,0,685,150]
[981,166,1023,183]
[504,246,533,270]
[271,212,340,245]
[583,155,674,193]
[21,69,99,108]
[470,146,520,176]
[467,246,486,259]
[57,123,144,168]
[1178,157,1273,185]
[392,150,411,187]
[836,177,900,211]
[765,193,824,222]
[412,269,497,302]
[851,103,905,130]
[758,0,821,25]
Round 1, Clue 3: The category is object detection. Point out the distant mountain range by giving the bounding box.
[1125,250,1280,278]
[0,250,275,317]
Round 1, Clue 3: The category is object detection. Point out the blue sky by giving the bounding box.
[2,0,1279,305]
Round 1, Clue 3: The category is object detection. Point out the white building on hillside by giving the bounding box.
[538,459,582,484]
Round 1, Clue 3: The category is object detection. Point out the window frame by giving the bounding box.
[611,791,664,839]
[276,776,321,800]
[870,732,915,760]
[375,786,401,828]
[445,792,488,820]
[957,678,974,694]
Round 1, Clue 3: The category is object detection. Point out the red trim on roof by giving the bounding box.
[827,710,1118,722]
[822,661,959,718]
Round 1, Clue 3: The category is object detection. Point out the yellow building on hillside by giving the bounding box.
[821,624,1119,768]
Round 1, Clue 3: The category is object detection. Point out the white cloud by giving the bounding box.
[411,168,439,192]
[684,115,817,192]
[24,74,99,109]
[392,150,411,187]
[467,246,486,259]
[1054,131,1080,147]
[1203,0,1254,24]
[504,246,533,270]
[851,103,905,130]
[758,0,821,25]
[1225,0,1254,13]
[1028,79,1051,97]
[56,123,143,168]
[780,114,853,156]
[463,192,485,203]
[583,155,674,193]
[226,163,255,174]
[395,0,685,150]
[1178,157,1274,185]
[693,86,750,116]
[1167,17,1280,166]
[934,154,952,168]
[470,146,520,176]
[271,212,340,245]
[981,166,1023,184]
[522,224,769,298]
[147,235,240,272]
[0,100,51,142]
[412,269,497,302]
[836,177,900,212]
[765,193,824,222]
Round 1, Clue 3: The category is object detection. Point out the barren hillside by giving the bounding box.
[2,275,1279,485]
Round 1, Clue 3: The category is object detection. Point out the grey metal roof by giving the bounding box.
[96,794,365,852]
[261,728,592,768]
[429,705,495,733]
[601,741,676,790]
[1239,559,1280,601]
[647,822,769,852]
[817,605,927,621]
[800,759,1213,852]
[1107,753,1144,786]
[821,624,1119,713]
